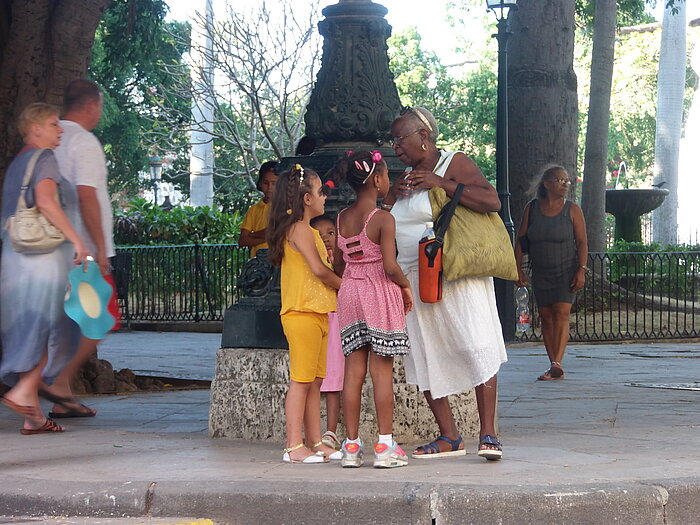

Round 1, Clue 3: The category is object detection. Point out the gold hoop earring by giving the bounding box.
[421,143,427,151]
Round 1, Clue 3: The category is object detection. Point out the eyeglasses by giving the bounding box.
[548,178,572,186]
[389,129,421,147]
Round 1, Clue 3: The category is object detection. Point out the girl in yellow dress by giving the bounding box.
[267,164,342,464]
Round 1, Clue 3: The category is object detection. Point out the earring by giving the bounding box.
[421,143,427,151]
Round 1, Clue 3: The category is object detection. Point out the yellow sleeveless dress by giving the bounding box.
[280,224,337,383]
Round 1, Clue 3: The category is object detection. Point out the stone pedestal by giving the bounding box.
[209,347,480,445]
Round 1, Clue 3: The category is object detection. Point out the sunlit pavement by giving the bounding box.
[1,332,699,524]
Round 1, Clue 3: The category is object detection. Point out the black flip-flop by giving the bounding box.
[39,389,97,418]
[49,406,96,418]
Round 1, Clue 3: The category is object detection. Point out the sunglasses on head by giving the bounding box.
[400,106,433,132]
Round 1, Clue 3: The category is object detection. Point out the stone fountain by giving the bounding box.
[210,0,481,445]
[606,188,669,243]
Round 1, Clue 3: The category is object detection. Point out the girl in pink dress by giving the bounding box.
[328,150,413,469]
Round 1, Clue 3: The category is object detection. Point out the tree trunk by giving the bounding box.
[0,0,110,183]
[507,0,578,227]
[652,1,686,245]
[581,0,617,253]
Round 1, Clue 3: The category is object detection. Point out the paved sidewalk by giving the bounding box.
[97,331,220,381]
[1,333,699,524]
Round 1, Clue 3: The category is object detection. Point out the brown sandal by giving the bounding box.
[537,369,555,381]
[20,418,64,435]
[549,361,564,378]
[1,396,40,419]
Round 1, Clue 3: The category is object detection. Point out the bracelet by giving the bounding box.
[579,265,589,271]
[381,203,393,211]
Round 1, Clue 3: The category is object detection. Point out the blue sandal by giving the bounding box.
[478,434,503,461]
[411,435,466,459]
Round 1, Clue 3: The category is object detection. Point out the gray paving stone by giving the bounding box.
[0,333,698,524]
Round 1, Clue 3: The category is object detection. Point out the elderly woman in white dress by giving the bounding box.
[381,106,507,460]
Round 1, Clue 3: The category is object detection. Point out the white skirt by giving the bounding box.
[403,268,507,399]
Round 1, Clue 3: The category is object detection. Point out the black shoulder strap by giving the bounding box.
[563,199,572,218]
[434,184,464,245]
[527,198,536,226]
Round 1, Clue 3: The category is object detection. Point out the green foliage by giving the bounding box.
[607,240,700,301]
[609,239,700,253]
[575,0,653,31]
[114,198,242,245]
[577,26,697,188]
[209,102,278,214]
[152,1,319,212]
[388,27,497,182]
[89,0,190,200]
[603,31,659,179]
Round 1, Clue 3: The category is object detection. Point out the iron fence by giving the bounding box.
[517,251,700,341]
[114,244,249,323]
[115,245,700,340]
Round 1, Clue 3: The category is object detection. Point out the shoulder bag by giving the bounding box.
[429,184,518,281]
[5,149,66,254]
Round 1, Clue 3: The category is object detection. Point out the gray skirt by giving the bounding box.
[0,240,80,386]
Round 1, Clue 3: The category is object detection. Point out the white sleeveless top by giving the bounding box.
[391,150,456,270]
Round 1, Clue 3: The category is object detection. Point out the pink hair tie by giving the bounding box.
[371,151,383,163]
[346,151,354,156]
[324,180,336,189]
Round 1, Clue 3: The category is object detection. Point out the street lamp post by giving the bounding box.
[149,155,163,206]
[487,0,517,341]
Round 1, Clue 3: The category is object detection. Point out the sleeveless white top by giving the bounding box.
[391,150,455,271]
[390,150,507,398]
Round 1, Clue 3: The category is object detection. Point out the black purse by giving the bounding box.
[519,199,535,254]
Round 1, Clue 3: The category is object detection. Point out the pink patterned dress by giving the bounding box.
[336,208,410,357]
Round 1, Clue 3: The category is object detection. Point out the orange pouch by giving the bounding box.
[418,239,443,303]
[418,183,465,304]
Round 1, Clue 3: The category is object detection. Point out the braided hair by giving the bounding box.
[326,150,387,192]
[266,164,319,266]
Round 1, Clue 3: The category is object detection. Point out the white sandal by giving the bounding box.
[282,443,328,464]
[312,440,342,460]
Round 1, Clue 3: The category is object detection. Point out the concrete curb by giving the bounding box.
[3,477,700,524]
[0,478,149,518]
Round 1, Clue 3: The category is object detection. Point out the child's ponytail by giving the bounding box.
[267,164,319,266]
[326,150,386,192]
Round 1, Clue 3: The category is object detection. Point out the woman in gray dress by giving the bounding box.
[515,166,588,381]
[0,103,88,434]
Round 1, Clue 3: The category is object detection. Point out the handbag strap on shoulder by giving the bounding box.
[17,149,47,210]
[434,183,464,245]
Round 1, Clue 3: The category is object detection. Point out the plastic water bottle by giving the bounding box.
[420,222,435,244]
[515,287,531,333]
